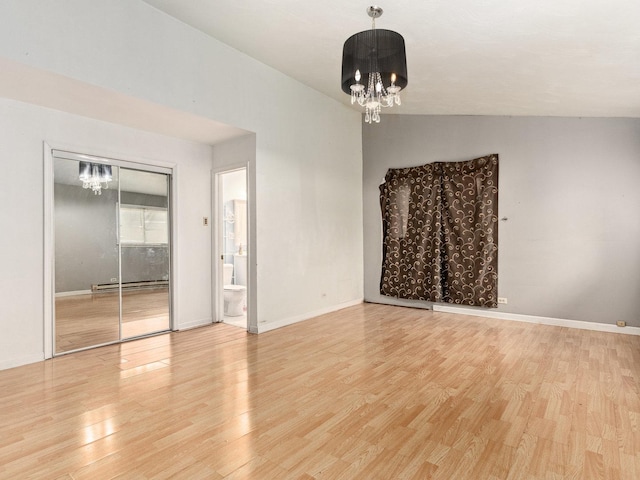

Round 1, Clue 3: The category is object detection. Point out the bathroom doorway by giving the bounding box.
[216,168,248,329]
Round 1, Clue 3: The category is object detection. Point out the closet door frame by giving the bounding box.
[44,143,176,359]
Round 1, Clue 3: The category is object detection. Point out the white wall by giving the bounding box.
[0,98,214,369]
[0,0,363,367]
[363,115,640,327]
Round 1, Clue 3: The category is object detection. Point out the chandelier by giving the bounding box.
[341,6,408,124]
[79,161,112,195]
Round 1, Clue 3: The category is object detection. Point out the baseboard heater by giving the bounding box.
[91,280,169,292]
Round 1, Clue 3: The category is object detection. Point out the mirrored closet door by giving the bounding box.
[53,152,171,354]
[119,168,171,340]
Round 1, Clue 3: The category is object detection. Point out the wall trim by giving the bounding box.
[257,298,364,334]
[432,304,640,336]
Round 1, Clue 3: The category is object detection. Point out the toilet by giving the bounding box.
[223,263,246,316]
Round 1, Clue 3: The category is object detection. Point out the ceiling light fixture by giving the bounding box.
[341,6,408,124]
[79,161,112,195]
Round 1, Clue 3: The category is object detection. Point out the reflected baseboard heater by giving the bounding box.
[91,280,169,292]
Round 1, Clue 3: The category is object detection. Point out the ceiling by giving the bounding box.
[143,0,640,118]
[0,57,249,146]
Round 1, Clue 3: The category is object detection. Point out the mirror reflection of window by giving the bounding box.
[120,207,144,243]
[120,205,168,245]
[144,209,168,244]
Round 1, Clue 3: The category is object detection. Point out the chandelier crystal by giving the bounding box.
[79,161,112,195]
[341,6,408,124]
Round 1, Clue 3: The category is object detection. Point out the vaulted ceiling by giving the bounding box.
[142,1,640,118]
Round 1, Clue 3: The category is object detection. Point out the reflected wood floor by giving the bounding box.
[55,289,170,353]
[1,303,640,478]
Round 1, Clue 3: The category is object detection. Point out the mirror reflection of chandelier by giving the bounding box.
[79,161,112,195]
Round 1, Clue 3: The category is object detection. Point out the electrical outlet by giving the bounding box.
[616,321,626,327]
[497,297,508,304]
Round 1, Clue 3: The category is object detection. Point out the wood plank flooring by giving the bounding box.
[1,303,639,478]
[55,289,170,353]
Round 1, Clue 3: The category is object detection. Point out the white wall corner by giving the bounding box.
[257,298,364,334]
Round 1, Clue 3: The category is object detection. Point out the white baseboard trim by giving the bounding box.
[176,318,213,331]
[257,298,364,334]
[0,353,45,371]
[55,290,92,298]
[432,304,640,336]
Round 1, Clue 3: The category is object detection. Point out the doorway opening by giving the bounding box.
[216,168,248,329]
[51,150,172,354]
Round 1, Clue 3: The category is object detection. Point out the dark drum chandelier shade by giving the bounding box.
[341,6,408,124]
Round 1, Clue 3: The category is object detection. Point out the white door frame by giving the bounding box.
[43,142,177,358]
[212,166,250,329]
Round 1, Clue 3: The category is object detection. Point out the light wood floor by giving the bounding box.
[1,303,639,479]
[224,313,247,330]
[55,289,170,353]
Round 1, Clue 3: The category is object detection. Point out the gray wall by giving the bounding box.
[363,115,640,327]
[55,184,119,292]
[55,184,170,292]
[121,191,168,208]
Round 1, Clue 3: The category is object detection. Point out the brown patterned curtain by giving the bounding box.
[379,154,499,308]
